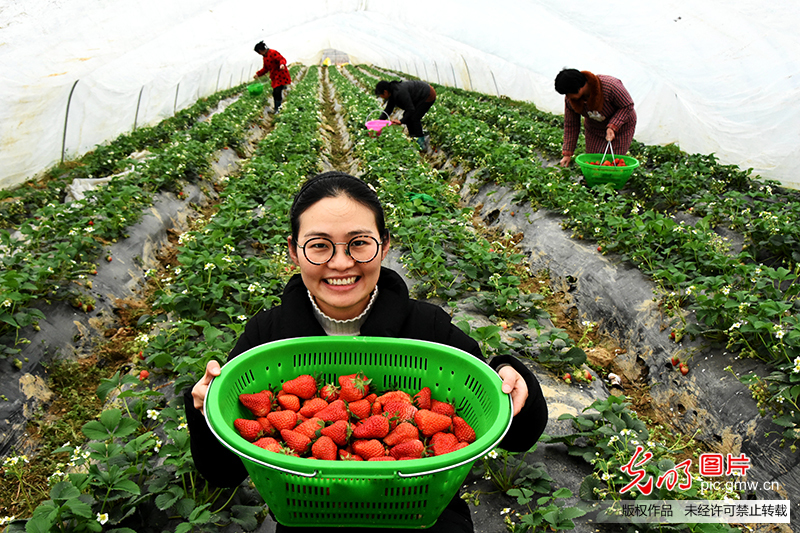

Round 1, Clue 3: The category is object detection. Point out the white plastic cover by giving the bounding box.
[2,0,798,190]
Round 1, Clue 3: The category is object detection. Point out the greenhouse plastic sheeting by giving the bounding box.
[2,0,799,190]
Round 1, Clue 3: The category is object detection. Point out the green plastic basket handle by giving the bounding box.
[205,378,513,479]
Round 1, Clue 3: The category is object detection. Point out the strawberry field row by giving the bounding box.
[0,70,302,359]
[337,66,751,531]
[350,65,800,445]
[3,67,323,531]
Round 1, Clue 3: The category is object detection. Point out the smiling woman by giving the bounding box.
[184,170,548,532]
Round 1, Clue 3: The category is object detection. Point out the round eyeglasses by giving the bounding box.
[297,235,382,265]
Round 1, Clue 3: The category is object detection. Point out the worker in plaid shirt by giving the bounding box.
[554,68,637,167]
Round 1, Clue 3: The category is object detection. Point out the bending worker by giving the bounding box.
[375,79,437,150]
[554,68,636,167]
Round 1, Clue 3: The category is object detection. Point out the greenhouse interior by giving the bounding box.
[1,1,798,532]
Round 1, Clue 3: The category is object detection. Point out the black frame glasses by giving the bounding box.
[297,235,382,265]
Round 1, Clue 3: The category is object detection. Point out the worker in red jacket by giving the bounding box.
[254,41,292,113]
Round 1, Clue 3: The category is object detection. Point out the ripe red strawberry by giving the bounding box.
[371,401,384,415]
[413,387,432,410]
[376,390,412,405]
[352,439,386,460]
[585,370,593,382]
[430,432,459,456]
[239,390,273,417]
[321,420,352,446]
[452,416,476,444]
[277,393,301,412]
[299,397,329,418]
[338,372,371,402]
[339,449,364,461]
[364,393,378,403]
[389,439,425,460]
[234,419,264,442]
[281,429,311,454]
[352,414,390,439]
[680,363,689,376]
[138,370,149,381]
[430,399,455,418]
[266,410,298,431]
[383,421,419,447]
[368,456,397,461]
[415,409,453,437]
[282,374,318,399]
[253,437,282,453]
[315,399,349,422]
[319,383,340,402]
[563,373,572,384]
[256,417,275,436]
[670,355,680,367]
[311,435,338,461]
[347,398,373,420]
[383,400,418,428]
[295,417,324,439]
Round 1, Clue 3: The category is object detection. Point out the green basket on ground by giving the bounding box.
[575,153,639,189]
[247,82,264,96]
[205,336,513,529]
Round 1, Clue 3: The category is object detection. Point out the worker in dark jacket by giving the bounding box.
[375,80,437,150]
[186,171,548,532]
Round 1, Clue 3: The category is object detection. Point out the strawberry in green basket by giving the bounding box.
[315,399,349,422]
[299,397,329,418]
[452,416,476,444]
[266,409,298,431]
[352,414,390,439]
[414,409,452,437]
[282,374,318,399]
[319,382,340,402]
[311,435,338,461]
[383,422,419,447]
[281,429,311,455]
[338,372,371,402]
[234,419,264,442]
[389,439,425,460]
[413,386,432,410]
[430,399,455,418]
[320,420,352,446]
[239,390,274,417]
[352,439,386,460]
[429,432,460,456]
[253,437,282,453]
[347,398,373,421]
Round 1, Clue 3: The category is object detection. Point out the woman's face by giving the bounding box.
[288,194,390,321]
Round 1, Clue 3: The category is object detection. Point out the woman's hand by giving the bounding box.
[498,366,528,416]
[559,155,572,167]
[191,360,221,416]
[606,128,616,142]
[390,119,401,125]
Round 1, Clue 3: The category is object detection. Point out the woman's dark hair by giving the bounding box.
[290,171,388,249]
[254,41,267,53]
[374,80,396,96]
[554,68,586,95]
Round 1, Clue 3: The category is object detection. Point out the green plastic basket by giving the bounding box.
[575,153,639,189]
[247,82,264,96]
[205,336,513,529]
